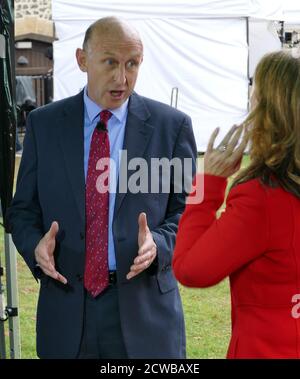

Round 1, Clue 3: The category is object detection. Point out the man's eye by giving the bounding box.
[105,59,115,65]
[126,61,137,69]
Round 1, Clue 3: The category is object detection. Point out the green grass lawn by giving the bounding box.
[0,234,38,359]
[0,155,250,359]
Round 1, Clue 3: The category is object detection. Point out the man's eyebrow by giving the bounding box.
[102,51,142,59]
[102,51,115,56]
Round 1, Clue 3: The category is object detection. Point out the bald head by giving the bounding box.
[83,17,143,53]
[76,16,143,109]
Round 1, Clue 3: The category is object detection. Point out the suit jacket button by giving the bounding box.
[76,274,83,282]
[80,232,84,240]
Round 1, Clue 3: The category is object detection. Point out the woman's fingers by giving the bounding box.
[206,127,220,153]
[217,124,238,148]
[231,126,249,160]
[224,126,244,155]
[204,124,249,178]
[206,124,248,159]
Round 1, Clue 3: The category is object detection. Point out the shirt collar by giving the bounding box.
[83,86,129,124]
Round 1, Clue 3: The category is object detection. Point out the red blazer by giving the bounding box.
[173,174,300,358]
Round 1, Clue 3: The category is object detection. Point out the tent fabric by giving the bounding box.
[249,20,282,78]
[283,0,300,24]
[54,17,248,151]
[52,0,285,150]
[53,0,283,21]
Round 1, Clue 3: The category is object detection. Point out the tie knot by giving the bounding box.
[100,110,112,127]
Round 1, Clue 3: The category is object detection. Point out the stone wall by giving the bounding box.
[15,0,54,42]
[15,0,52,20]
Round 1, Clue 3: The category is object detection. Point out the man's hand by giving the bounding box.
[127,213,157,280]
[34,221,67,284]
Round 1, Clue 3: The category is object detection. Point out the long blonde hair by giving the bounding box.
[233,51,300,197]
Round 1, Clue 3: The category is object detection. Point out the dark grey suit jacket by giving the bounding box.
[7,91,197,358]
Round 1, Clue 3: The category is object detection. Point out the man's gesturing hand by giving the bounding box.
[34,221,67,284]
[127,213,157,280]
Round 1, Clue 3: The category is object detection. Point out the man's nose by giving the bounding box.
[113,66,126,85]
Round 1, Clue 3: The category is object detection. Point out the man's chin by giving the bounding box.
[103,96,129,110]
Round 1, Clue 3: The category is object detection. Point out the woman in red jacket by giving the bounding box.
[173,51,300,359]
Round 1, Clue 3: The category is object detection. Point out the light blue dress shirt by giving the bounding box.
[83,87,128,271]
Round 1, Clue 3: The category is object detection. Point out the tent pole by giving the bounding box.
[280,21,284,48]
[246,16,250,112]
[0,0,21,359]
[170,87,178,109]
[0,246,7,358]
[4,233,21,359]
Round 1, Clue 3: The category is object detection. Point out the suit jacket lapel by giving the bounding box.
[59,91,85,224]
[114,93,154,218]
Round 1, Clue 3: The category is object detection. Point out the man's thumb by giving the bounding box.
[48,221,59,240]
[138,212,148,233]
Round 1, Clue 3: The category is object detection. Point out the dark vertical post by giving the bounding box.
[0,0,21,359]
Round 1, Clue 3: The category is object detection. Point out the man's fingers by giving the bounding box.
[127,271,140,280]
[36,253,54,270]
[42,266,68,285]
[37,260,67,285]
[48,271,67,285]
[40,261,56,275]
[138,240,155,256]
[35,222,66,283]
[49,255,55,267]
[36,255,50,266]
[127,248,157,280]
[56,272,68,285]
[134,249,155,265]
[126,264,147,280]
[129,224,157,280]
[130,260,150,272]
[130,249,156,271]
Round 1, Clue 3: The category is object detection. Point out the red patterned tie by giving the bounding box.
[84,110,112,297]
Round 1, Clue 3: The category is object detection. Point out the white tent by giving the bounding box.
[282,0,300,58]
[52,0,284,151]
[283,0,300,25]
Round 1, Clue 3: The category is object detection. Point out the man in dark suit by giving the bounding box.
[7,17,197,358]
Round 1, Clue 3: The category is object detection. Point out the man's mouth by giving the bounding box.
[109,90,125,99]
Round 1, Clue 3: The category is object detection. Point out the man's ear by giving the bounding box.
[76,48,87,72]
